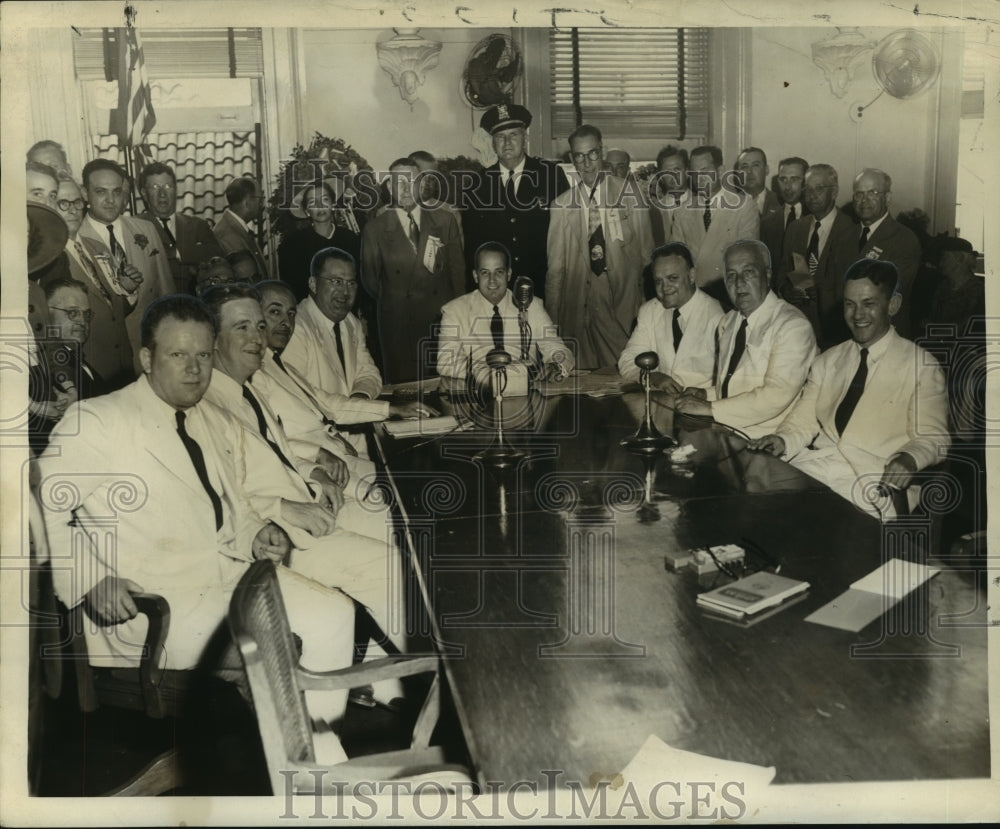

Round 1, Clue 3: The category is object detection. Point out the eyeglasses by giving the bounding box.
[56,198,85,211]
[146,184,175,194]
[49,307,93,322]
[570,148,602,164]
[315,276,357,291]
[853,189,884,201]
[803,185,834,195]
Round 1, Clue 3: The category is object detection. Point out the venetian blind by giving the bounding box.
[549,28,710,141]
[72,28,264,80]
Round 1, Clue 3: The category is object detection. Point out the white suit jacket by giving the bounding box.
[710,291,817,438]
[282,298,385,403]
[671,190,760,289]
[775,328,950,510]
[437,289,575,380]
[38,376,266,669]
[618,290,723,388]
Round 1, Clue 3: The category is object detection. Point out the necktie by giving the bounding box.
[672,308,683,351]
[785,204,797,230]
[491,304,505,351]
[504,173,517,207]
[106,224,126,267]
[159,217,177,248]
[587,188,606,276]
[720,318,748,399]
[834,348,869,435]
[333,321,347,374]
[175,410,224,530]
[73,240,113,305]
[703,200,712,231]
[858,225,870,252]
[242,385,309,488]
[407,212,419,251]
[807,221,821,277]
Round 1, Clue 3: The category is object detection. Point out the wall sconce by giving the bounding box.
[376,28,442,107]
[811,27,876,98]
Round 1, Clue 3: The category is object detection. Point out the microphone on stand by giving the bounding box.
[513,276,534,363]
[475,347,524,468]
[621,351,674,454]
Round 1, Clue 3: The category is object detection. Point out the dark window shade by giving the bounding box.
[550,28,710,141]
[72,28,264,80]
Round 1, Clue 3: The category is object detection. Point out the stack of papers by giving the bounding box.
[382,415,463,438]
[696,572,810,619]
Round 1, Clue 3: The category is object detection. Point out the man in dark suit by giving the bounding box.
[139,161,224,294]
[212,176,269,279]
[760,156,808,270]
[828,168,922,339]
[777,163,857,349]
[736,147,780,219]
[461,104,569,299]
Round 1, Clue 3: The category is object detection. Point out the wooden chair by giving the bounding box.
[227,559,472,795]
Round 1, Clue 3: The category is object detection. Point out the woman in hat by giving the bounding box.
[278,179,361,300]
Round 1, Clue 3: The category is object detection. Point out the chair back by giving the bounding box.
[228,560,315,793]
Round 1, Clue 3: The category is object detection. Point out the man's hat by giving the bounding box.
[480,103,532,135]
[27,203,69,274]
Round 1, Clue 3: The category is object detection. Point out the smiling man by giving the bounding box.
[618,242,723,395]
[675,240,816,439]
[437,241,573,383]
[749,258,949,516]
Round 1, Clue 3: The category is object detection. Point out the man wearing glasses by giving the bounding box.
[546,124,653,370]
[39,177,136,389]
[828,168,921,339]
[281,248,387,455]
[139,161,224,294]
[776,164,858,349]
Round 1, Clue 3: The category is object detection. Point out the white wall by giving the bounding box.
[299,28,500,171]
[747,27,946,225]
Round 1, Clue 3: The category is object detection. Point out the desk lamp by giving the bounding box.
[621,351,674,454]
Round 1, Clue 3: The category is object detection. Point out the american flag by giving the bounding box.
[112,25,156,148]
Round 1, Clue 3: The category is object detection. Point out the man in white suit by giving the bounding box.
[76,158,174,372]
[671,145,760,307]
[38,295,359,733]
[546,124,654,370]
[750,259,950,516]
[618,242,723,395]
[675,240,817,439]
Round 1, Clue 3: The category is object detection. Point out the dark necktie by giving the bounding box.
[720,318,748,399]
[785,204,797,230]
[106,224,127,267]
[175,410,223,530]
[159,217,177,248]
[407,212,419,251]
[241,385,312,492]
[703,200,712,231]
[834,348,869,435]
[587,188,606,276]
[807,221,821,277]
[504,173,517,207]
[333,321,347,374]
[491,304,505,351]
[858,225,870,252]
[671,308,683,351]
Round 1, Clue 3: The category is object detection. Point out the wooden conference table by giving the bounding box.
[370,381,989,788]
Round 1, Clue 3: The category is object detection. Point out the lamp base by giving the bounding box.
[620,422,674,455]
[474,439,526,470]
